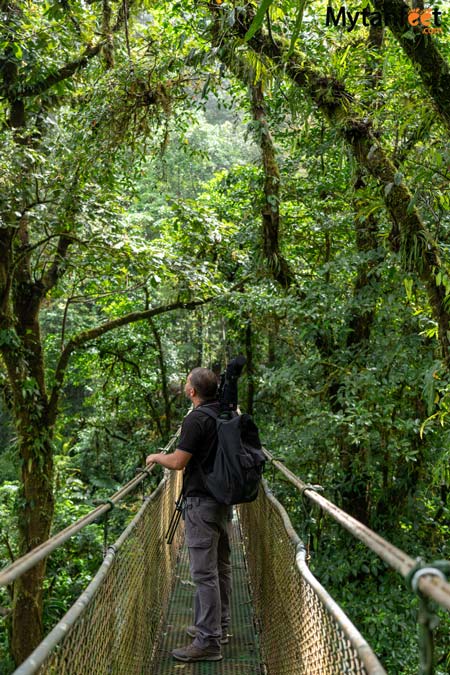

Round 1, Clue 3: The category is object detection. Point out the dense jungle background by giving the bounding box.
[1,0,450,672]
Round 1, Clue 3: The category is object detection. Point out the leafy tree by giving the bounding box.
[0,0,211,662]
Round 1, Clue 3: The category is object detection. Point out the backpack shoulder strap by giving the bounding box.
[189,405,219,497]
[195,405,219,420]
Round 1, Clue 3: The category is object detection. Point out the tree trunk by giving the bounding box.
[249,81,295,288]
[11,429,54,664]
[1,315,55,664]
[346,177,384,353]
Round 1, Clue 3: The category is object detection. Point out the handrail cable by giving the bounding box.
[0,431,180,588]
[264,448,450,612]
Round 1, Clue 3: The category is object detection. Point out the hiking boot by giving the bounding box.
[186,625,230,644]
[172,642,222,662]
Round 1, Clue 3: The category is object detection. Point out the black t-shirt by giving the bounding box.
[178,401,219,497]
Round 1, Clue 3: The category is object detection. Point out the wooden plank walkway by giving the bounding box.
[152,513,262,674]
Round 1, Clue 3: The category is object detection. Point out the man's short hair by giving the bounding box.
[189,367,218,402]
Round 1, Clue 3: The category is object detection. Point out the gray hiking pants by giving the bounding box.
[183,497,232,650]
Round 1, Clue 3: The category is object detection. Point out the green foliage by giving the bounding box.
[245,0,276,41]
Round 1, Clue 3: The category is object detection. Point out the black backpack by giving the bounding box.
[197,407,265,505]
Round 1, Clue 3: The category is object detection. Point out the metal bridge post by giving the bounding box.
[407,561,450,675]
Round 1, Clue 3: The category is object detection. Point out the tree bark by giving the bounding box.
[11,427,54,664]
[346,178,384,353]
[249,81,295,288]
[0,279,54,663]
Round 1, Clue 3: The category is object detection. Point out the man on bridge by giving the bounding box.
[146,367,231,663]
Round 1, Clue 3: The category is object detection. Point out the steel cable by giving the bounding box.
[264,448,450,612]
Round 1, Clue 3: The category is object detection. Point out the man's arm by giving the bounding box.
[146,448,192,471]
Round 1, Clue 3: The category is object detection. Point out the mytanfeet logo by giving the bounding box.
[326,4,444,34]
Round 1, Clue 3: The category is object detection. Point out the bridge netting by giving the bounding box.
[240,485,385,675]
[14,468,385,675]
[15,470,184,675]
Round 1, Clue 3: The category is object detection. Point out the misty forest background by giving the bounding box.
[1,0,450,672]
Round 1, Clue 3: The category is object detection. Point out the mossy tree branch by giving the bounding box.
[219,4,450,365]
[249,80,296,288]
[372,0,450,130]
[16,0,133,99]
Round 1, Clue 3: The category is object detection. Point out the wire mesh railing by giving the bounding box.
[238,481,386,675]
[8,421,449,674]
[262,448,450,675]
[14,469,183,675]
[15,471,387,675]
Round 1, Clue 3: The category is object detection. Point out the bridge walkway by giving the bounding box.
[152,515,262,674]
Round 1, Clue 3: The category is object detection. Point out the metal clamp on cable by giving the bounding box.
[411,567,447,594]
[300,484,324,499]
[136,467,151,476]
[406,558,450,594]
[405,558,450,675]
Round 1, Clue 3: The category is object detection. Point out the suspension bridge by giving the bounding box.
[1,431,450,675]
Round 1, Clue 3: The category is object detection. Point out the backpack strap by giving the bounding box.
[195,405,219,420]
[190,405,219,497]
